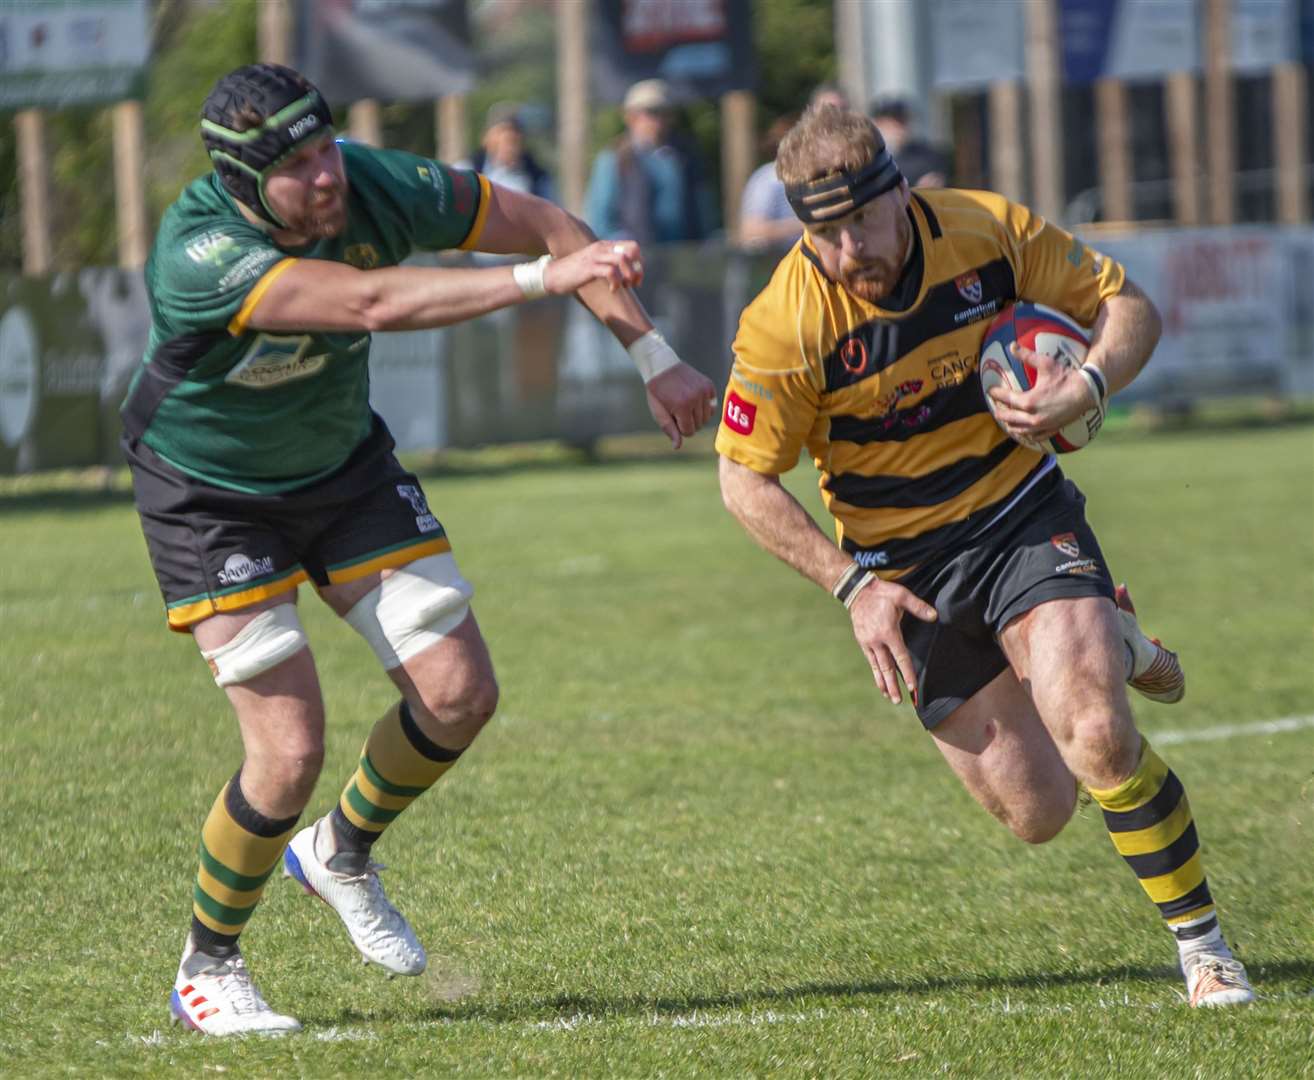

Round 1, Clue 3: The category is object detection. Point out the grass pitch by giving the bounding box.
[1,422,1312,1078]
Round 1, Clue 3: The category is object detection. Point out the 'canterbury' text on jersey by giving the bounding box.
[714,189,1125,576]
[122,141,490,493]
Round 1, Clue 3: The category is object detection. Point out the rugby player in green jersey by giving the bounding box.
[124,63,717,1036]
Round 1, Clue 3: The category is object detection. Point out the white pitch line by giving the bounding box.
[1151,714,1314,746]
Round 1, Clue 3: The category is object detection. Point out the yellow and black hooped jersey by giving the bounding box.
[715,188,1126,577]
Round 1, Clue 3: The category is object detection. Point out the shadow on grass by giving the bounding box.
[306,957,1314,1027]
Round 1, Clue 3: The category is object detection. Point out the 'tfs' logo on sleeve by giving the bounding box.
[724,391,756,435]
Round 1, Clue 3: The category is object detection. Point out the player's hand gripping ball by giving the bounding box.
[978,302,1102,453]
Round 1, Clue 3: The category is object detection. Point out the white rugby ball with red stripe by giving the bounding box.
[978,301,1102,454]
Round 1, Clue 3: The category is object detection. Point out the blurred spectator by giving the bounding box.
[738,112,802,252]
[462,101,555,201]
[870,96,950,189]
[584,78,715,244]
[808,82,850,111]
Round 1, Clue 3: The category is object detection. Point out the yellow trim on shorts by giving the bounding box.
[166,571,308,632]
[324,536,453,586]
[456,174,493,251]
[227,257,298,335]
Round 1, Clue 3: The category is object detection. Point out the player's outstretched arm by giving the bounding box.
[718,456,935,704]
[479,184,718,448]
[241,241,641,335]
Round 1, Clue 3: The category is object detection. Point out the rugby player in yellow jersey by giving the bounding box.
[715,103,1253,1008]
[126,64,716,1036]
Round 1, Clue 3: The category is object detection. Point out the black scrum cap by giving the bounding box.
[200,63,335,228]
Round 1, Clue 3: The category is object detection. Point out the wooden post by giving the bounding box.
[1273,62,1309,224]
[15,109,52,275]
[721,90,755,244]
[1203,0,1235,225]
[258,0,292,65]
[556,0,589,216]
[834,1,867,109]
[1025,0,1064,222]
[987,81,1026,204]
[112,101,149,268]
[1094,78,1132,222]
[949,93,985,190]
[436,95,467,165]
[349,100,383,147]
[1164,71,1200,225]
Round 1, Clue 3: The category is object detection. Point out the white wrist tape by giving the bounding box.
[627,329,682,384]
[1078,363,1109,415]
[512,254,552,299]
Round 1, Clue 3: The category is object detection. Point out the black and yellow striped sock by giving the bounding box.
[329,700,463,852]
[190,770,298,955]
[1087,739,1218,944]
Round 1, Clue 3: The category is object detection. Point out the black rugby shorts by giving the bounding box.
[896,473,1116,729]
[124,421,453,631]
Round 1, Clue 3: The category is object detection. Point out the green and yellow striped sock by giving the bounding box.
[190,771,298,955]
[329,700,463,851]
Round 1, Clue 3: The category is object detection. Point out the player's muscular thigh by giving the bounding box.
[999,597,1138,786]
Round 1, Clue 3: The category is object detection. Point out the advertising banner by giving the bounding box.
[930,0,1026,90]
[0,0,150,108]
[931,0,1293,88]
[1231,0,1300,71]
[591,0,756,104]
[2,229,1309,476]
[294,0,474,104]
[1059,0,1196,83]
[1079,227,1292,401]
[1282,228,1314,396]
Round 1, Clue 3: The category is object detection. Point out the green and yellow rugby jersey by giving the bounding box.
[715,188,1125,577]
[122,140,491,493]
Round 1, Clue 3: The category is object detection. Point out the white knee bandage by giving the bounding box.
[201,603,308,687]
[343,553,474,670]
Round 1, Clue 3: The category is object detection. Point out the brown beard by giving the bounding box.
[839,261,902,302]
[302,201,347,238]
[837,212,913,302]
[288,186,348,239]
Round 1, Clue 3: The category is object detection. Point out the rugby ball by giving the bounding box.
[978,302,1102,454]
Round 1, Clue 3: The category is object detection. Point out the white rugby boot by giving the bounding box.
[1182,951,1256,1007]
[283,818,427,976]
[1116,584,1185,704]
[169,944,301,1036]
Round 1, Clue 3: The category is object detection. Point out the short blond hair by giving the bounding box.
[775,104,886,187]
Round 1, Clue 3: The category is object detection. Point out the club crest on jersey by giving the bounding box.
[1051,532,1081,559]
[724,392,756,435]
[955,271,983,304]
[344,244,379,269]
